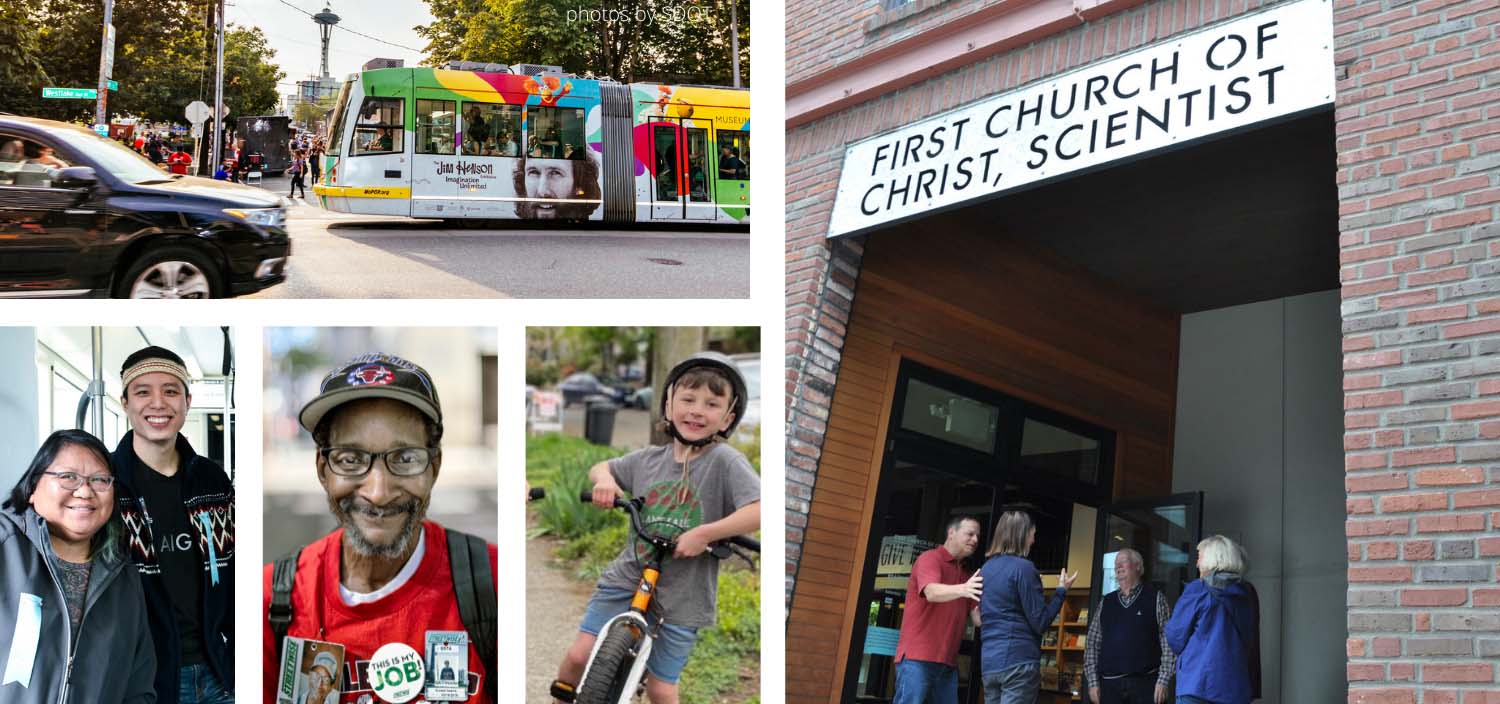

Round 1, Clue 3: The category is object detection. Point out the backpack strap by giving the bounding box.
[269,547,303,665]
[447,528,497,702]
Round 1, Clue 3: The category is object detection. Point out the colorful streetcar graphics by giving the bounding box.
[313,67,749,224]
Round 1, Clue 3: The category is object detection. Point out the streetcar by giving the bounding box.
[312,64,749,225]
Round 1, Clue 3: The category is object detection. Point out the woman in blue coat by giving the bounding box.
[1164,535,1257,704]
[977,510,1079,704]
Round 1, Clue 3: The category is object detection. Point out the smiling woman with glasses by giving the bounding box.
[0,428,158,703]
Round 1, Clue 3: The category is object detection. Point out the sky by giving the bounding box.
[226,0,435,99]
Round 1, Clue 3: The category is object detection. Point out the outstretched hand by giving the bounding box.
[1059,569,1079,589]
[956,570,983,601]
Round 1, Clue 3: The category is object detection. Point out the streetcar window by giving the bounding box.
[526,106,587,160]
[325,79,353,156]
[716,130,748,180]
[461,102,521,157]
[686,128,710,202]
[653,125,679,200]
[416,99,456,155]
[352,97,404,155]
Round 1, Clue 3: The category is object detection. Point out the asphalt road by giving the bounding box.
[244,174,750,299]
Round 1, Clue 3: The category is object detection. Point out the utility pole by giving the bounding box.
[211,0,225,173]
[730,0,741,88]
[95,0,115,127]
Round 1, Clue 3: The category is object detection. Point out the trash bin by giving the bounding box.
[583,394,619,446]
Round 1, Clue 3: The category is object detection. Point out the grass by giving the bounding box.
[528,432,762,702]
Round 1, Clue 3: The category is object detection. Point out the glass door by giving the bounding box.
[850,458,997,704]
[1092,492,1204,607]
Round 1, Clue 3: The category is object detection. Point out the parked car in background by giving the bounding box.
[624,386,652,410]
[558,372,628,406]
[0,116,289,298]
[729,353,760,437]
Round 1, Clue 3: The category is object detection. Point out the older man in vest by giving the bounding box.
[1083,549,1174,704]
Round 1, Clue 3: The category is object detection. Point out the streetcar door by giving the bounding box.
[648,118,713,221]
[649,119,686,219]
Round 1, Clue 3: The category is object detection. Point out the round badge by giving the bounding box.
[366,642,425,703]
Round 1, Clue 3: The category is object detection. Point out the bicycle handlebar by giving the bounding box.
[578,491,759,556]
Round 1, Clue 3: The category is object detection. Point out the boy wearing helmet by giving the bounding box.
[552,352,761,704]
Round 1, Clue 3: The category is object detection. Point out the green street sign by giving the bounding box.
[42,87,97,100]
[108,80,118,91]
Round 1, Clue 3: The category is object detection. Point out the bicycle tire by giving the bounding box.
[578,624,643,704]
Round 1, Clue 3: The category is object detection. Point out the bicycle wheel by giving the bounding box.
[577,624,643,704]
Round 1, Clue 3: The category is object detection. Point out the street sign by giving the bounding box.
[43,87,98,99]
[190,123,203,139]
[185,100,212,124]
[107,80,118,91]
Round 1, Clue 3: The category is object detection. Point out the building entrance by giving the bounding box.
[845,360,1206,703]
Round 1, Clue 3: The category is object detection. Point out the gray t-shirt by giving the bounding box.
[598,442,760,628]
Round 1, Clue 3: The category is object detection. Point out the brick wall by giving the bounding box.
[1335,0,1500,699]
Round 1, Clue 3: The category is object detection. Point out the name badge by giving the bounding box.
[3,593,42,688]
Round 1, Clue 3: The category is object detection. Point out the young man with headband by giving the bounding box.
[112,345,236,703]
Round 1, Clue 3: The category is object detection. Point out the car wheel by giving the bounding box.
[116,245,224,299]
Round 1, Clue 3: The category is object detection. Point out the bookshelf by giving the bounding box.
[1039,588,1092,703]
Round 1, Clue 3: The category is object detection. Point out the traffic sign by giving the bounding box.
[185,100,212,124]
[107,80,118,91]
[94,124,109,137]
[43,87,98,100]
[190,123,203,139]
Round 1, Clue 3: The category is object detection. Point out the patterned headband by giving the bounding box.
[122,359,192,390]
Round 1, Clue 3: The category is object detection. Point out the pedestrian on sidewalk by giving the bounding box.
[287,149,307,198]
[308,139,323,184]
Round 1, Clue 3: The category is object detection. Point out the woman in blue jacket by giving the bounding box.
[1164,535,1257,704]
[978,510,1078,704]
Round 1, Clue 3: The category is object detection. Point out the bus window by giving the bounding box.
[325,79,353,156]
[527,106,586,160]
[352,97,403,155]
[416,99,456,155]
[717,130,748,180]
[461,103,521,157]
[686,128,709,202]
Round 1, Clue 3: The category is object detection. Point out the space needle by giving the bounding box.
[312,5,340,79]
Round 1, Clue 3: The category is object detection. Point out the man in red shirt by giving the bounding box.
[261,353,497,703]
[893,516,983,704]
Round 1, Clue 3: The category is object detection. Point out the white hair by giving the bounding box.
[1115,548,1144,571]
[1197,535,1247,575]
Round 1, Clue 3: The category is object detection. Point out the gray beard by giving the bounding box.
[332,494,427,559]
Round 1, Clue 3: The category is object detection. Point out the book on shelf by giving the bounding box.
[1076,607,1089,624]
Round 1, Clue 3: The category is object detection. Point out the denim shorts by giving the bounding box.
[579,584,700,685]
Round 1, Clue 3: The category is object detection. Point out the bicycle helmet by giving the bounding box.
[658,351,749,447]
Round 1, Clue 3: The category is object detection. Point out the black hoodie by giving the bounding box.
[112,431,235,704]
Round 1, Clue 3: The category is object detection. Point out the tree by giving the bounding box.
[0,2,281,125]
[418,0,749,84]
[221,24,284,119]
[415,0,488,66]
[0,2,51,118]
[292,94,335,129]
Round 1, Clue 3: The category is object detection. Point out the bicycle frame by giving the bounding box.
[559,491,759,704]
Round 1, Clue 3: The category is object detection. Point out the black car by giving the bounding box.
[0,116,289,298]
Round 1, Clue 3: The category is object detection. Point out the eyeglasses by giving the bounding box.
[319,447,438,477]
[43,471,115,492]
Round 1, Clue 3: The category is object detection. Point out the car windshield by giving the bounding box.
[49,127,172,184]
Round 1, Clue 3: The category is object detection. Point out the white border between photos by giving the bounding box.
[0,0,788,695]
